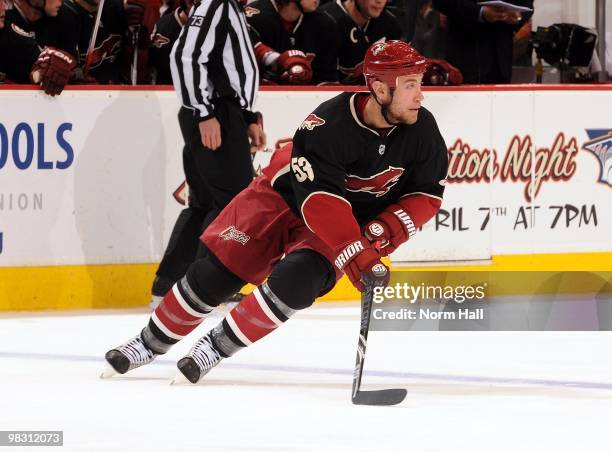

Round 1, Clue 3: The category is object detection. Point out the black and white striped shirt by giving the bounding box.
[170,0,259,120]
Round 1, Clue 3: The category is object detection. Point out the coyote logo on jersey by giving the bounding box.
[346,166,404,197]
[244,6,260,17]
[299,114,326,131]
[583,129,612,187]
[81,34,122,68]
[151,32,171,48]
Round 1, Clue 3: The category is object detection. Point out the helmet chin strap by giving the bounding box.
[372,87,398,126]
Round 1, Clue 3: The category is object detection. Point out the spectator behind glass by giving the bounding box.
[246,0,339,85]
[433,0,533,84]
[321,0,402,84]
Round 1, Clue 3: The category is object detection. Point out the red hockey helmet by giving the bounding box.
[363,40,427,89]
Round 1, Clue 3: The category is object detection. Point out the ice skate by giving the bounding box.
[173,333,222,384]
[101,332,157,378]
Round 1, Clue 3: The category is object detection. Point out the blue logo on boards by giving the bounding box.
[0,122,74,170]
[583,129,612,187]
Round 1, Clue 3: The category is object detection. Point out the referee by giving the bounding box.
[151,0,265,308]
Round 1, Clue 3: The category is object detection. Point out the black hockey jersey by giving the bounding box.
[0,10,41,83]
[246,0,338,84]
[48,0,128,83]
[320,0,402,81]
[149,8,183,85]
[264,92,448,226]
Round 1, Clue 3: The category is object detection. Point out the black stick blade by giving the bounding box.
[352,388,407,406]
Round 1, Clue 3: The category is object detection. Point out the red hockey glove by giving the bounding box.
[124,0,146,27]
[364,207,416,257]
[364,219,393,254]
[423,59,463,86]
[30,47,77,97]
[278,50,313,85]
[335,239,390,292]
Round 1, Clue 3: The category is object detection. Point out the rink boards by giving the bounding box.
[0,85,611,310]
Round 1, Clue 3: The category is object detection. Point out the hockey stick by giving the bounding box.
[83,0,107,77]
[351,273,407,406]
[130,25,140,85]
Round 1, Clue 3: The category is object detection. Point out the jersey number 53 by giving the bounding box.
[291,157,314,182]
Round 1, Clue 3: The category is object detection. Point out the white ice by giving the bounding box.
[1,303,611,452]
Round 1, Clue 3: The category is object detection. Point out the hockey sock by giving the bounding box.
[142,276,216,354]
[209,282,297,357]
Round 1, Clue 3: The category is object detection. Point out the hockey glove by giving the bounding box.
[423,59,463,86]
[278,50,313,85]
[364,206,416,257]
[30,47,77,97]
[335,239,390,292]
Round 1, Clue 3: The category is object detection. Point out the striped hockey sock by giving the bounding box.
[143,276,216,354]
[210,282,297,357]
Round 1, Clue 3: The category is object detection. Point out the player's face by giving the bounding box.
[360,0,386,19]
[386,73,424,125]
[0,0,6,29]
[300,0,319,13]
[44,0,62,16]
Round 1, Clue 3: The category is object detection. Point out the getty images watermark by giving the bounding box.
[370,271,612,331]
[370,282,488,329]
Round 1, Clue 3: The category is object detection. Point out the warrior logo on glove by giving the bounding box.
[277,49,313,85]
[334,240,365,270]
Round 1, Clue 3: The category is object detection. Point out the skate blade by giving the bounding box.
[99,364,118,379]
[170,372,189,385]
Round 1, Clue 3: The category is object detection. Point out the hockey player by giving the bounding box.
[43,0,158,83]
[0,0,76,94]
[39,0,127,83]
[320,0,402,84]
[103,41,448,385]
[246,0,339,84]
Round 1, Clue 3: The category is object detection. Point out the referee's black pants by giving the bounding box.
[153,99,253,295]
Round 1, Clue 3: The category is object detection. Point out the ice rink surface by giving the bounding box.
[1,302,611,452]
